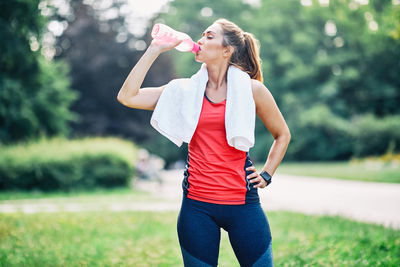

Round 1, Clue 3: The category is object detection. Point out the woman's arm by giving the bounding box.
[251,79,291,177]
[117,38,182,110]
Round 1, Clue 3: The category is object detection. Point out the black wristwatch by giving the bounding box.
[260,171,272,186]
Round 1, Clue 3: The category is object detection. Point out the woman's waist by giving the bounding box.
[187,171,247,194]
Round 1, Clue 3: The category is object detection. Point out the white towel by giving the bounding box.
[150,63,255,152]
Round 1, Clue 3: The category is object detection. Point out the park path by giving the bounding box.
[1,169,399,229]
[135,169,400,229]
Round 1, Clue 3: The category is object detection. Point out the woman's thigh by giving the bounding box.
[177,197,221,266]
[225,203,273,267]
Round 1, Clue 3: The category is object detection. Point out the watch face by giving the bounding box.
[261,172,271,183]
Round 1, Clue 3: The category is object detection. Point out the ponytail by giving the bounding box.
[242,32,263,83]
[215,18,263,83]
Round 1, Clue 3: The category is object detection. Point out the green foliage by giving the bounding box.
[352,113,400,157]
[0,210,399,266]
[44,1,176,144]
[0,58,80,144]
[0,136,137,191]
[0,0,45,80]
[34,57,80,136]
[283,110,400,161]
[0,0,79,144]
[285,104,355,161]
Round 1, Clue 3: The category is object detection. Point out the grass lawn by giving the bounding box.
[0,186,169,204]
[267,161,400,183]
[0,210,399,266]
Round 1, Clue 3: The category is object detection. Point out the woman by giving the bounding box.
[117,18,291,267]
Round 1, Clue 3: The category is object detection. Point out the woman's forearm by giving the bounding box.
[117,46,161,100]
[260,134,291,176]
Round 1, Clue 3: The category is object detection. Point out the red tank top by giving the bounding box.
[181,92,259,205]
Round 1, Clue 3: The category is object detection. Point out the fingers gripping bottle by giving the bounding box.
[151,23,200,54]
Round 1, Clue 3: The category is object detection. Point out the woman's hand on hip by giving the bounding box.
[246,166,268,189]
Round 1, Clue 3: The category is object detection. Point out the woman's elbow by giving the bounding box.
[117,96,125,105]
[117,91,127,105]
[284,129,291,142]
[276,129,291,142]
[285,128,291,140]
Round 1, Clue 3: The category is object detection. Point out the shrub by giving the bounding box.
[0,136,137,191]
[351,114,400,157]
[277,106,400,162]
[281,104,355,161]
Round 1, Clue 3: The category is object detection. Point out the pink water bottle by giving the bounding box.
[151,23,200,54]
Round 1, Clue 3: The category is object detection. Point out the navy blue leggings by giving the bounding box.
[177,194,274,267]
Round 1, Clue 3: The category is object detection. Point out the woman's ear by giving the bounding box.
[223,46,234,58]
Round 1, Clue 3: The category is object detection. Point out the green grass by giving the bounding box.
[0,210,398,266]
[0,187,168,204]
[266,161,400,183]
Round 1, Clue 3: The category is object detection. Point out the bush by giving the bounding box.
[281,104,355,161]
[352,113,400,157]
[0,136,137,191]
[276,105,400,162]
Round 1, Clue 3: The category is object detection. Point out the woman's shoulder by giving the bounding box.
[250,79,276,109]
[250,79,268,96]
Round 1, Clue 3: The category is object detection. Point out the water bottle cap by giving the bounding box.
[191,43,200,53]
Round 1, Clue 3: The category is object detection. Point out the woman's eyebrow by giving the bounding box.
[202,30,216,36]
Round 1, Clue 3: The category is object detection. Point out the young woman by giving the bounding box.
[117,18,291,267]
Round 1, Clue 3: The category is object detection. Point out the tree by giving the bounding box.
[0,0,79,144]
[46,0,176,143]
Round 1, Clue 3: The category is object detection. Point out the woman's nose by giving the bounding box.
[197,37,204,45]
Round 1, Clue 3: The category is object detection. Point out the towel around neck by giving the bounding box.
[150,63,255,152]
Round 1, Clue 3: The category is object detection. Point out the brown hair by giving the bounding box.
[215,18,263,83]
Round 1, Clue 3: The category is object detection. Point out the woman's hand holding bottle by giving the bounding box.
[118,24,189,106]
[149,36,184,54]
[149,23,200,54]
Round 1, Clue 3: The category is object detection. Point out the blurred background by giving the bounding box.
[2,0,400,166]
[1,0,399,266]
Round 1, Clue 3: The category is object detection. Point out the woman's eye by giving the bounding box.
[207,37,212,39]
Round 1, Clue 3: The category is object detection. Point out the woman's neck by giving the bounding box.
[206,63,229,90]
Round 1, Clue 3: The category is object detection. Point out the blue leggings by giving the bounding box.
[177,194,274,267]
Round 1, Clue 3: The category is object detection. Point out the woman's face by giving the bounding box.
[195,23,231,64]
